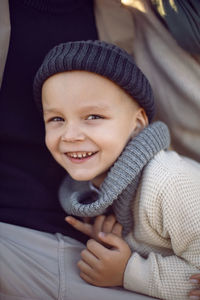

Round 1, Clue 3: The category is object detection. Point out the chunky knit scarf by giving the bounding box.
[59,121,170,235]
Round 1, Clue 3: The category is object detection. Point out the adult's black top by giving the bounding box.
[0,0,98,243]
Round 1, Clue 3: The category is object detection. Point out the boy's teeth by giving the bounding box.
[69,152,94,158]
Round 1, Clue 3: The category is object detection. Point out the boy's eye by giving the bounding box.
[48,116,64,122]
[87,115,102,120]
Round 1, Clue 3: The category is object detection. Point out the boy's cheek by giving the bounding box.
[45,134,51,149]
[45,133,57,153]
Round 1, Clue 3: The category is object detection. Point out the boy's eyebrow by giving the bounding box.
[43,104,111,113]
[43,108,58,114]
[79,104,111,112]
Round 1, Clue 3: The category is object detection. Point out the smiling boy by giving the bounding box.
[34,40,200,300]
[42,70,147,187]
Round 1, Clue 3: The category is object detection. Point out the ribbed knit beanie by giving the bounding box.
[33,40,155,122]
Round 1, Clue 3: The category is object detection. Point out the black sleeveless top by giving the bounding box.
[0,0,98,243]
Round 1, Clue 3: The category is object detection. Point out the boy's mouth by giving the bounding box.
[66,151,97,159]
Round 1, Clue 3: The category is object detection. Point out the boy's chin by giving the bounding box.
[69,172,94,182]
[69,172,106,187]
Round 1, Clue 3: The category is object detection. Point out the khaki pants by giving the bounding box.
[0,222,155,300]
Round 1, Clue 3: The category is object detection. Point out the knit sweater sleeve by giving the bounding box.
[123,158,200,299]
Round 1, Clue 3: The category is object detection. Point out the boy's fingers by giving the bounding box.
[77,259,94,277]
[79,271,93,284]
[65,216,92,237]
[112,222,123,237]
[65,216,77,225]
[93,215,106,235]
[86,234,123,259]
[80,248,99,266]
[86,238,108,258]
[83,217,91,224]
[102,215,116,233]
[98,232,125,251]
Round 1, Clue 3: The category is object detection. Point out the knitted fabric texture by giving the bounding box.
[59,121,170,235]
[33,40,155,122]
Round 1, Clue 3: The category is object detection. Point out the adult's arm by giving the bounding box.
[0,0,10,88]
[150,0,200,53]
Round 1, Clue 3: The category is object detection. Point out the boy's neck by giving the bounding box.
[89,181,101,193]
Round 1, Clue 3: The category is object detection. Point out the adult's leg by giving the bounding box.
[0,222,61,299]
[0,222,155,300]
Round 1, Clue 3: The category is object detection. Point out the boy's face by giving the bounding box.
[42,71,147,187]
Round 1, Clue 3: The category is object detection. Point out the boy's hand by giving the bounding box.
[77,232,131,287]
[189,274,200,299]
[65,214,122,242]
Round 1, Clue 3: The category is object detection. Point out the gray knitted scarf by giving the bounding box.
[59,121,170,235]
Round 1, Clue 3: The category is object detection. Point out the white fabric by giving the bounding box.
[123,150,200,299]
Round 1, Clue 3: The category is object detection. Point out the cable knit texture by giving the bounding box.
[59,121,170,235]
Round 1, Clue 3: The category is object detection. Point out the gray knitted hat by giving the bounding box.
[33,40,155,122]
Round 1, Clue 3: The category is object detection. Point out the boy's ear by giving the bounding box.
[131,108,148,137]
[137,108,148,128]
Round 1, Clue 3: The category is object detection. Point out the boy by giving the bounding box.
[33,40,200,300]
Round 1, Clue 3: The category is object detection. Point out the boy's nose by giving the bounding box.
[61,124,85,142]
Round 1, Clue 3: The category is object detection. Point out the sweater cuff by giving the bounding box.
[123,252,152,295]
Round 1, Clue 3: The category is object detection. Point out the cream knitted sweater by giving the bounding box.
[124,150,200,299]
